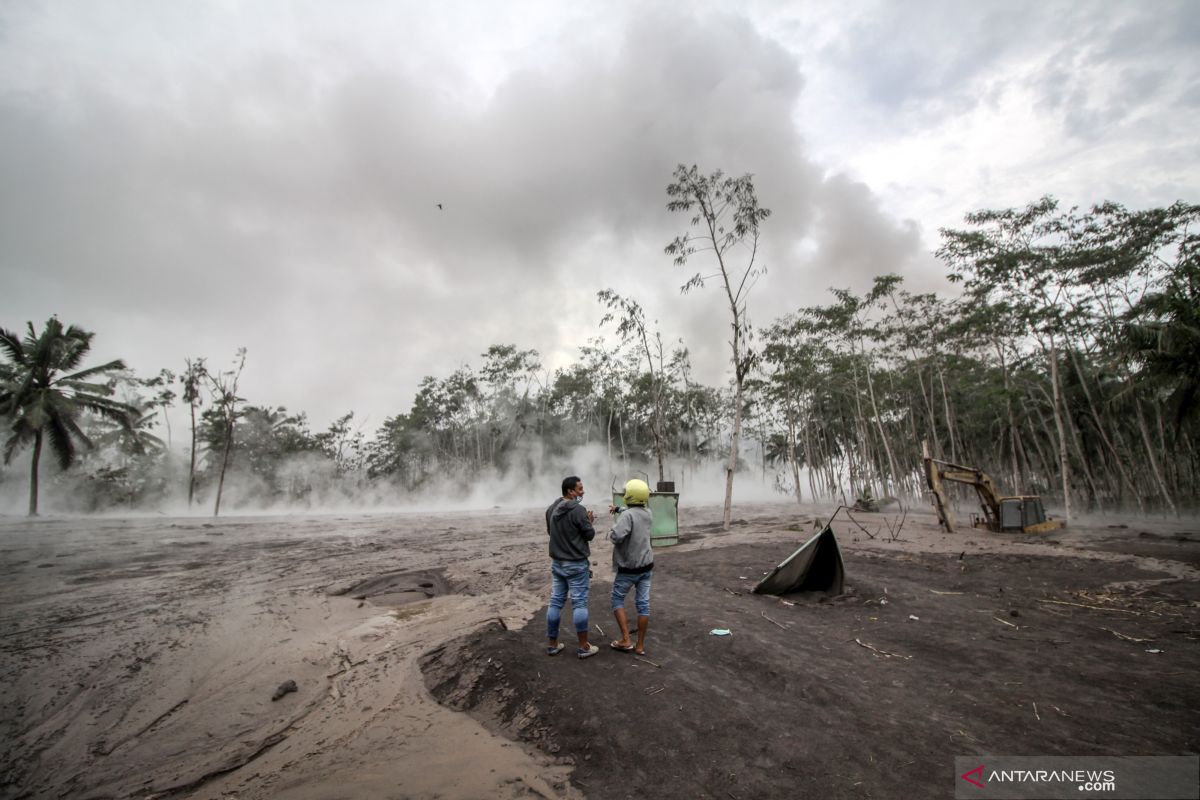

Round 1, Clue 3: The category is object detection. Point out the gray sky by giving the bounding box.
[2,1,1197,435]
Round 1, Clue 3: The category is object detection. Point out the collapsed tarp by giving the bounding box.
[752,525,845,596]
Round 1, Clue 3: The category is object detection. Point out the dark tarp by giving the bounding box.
[752,525,845,596]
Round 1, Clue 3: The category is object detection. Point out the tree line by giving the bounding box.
[3,172,1196,518]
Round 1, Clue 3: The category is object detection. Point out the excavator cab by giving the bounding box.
[996,496,1049,532]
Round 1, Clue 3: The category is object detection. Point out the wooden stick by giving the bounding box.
[844,508,877,539]
[761,611,789,629]
[1035,599,1144,615]
[635,656,661,668]
[854,638,912,659]
[594,624,605,637]
[993,616,1019,629]
[1100,627,1154,643]
[930,589,964,595]
[1032,702,1040,721]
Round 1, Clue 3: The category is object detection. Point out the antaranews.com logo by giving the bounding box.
[954,756,1198,800]
[961,764,1116,792]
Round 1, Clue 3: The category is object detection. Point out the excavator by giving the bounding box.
[921,441,1065,534]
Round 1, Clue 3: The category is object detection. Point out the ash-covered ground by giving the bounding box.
[1,502,1197,799]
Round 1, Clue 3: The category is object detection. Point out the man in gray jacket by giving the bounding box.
[607,478,654,656]
[545,475,599,659]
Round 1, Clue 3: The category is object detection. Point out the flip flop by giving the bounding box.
[546,643,566,656]
[609,641,635,652]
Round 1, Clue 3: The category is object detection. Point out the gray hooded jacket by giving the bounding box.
[546,497,595,561]
[609,505,654,573]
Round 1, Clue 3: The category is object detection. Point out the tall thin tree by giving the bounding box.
[665,164,771,530]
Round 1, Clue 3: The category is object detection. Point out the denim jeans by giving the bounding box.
[547,559,590,639]
[611,569,653,617]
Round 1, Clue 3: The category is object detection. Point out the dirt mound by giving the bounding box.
[328,569,453,606]
[422,543,1200,800]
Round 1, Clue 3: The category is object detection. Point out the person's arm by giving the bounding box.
[608,510,632,544]
[574,504,596,541]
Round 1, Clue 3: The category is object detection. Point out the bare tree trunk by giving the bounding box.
[618,413,627,472]
[995,340,1023,492]
[785,403,802,504]
[936,363,959,463]
[28,430,42,516]
[724,377,743,530]
[606,407,614,475]
[214,420,234,517]
[862,350,900,496]
[187,400,198,507]
[1133,392,1177,515]
[1046,335,1073,524]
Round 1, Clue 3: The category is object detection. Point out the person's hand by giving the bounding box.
[586,509,595,522]
[608,504,618,515]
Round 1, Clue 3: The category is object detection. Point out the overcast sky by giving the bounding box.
[3,1,1198,437]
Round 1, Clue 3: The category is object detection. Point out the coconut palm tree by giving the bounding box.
[0,318,136,515]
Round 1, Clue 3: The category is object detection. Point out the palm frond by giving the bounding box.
[3,419,35,464]
[57,379,116,396]
[60,412,95,453]
[74,394,138,427]
[61,359,125,384]
[56,325,94,373]
[45,416,75,470]
[0,327,27,367]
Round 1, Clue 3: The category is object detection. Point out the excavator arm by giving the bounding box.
[922,442,1002,532]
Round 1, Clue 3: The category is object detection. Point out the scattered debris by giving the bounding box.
[709,629,732,636]
[854,638,911,660]
[1101,627,1154,643]
[993,616,1019,629]
[635,656,662,668]
[1145,648,1163,654]
[1036,598,1144,615]
[908,615,920,622]
[1032,702,1040,721]
[761,612,789,629]
[271,680,298,701]
[930,589,963,595]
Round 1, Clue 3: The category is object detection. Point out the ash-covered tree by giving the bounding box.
[202,348,246,516]
[0,318,136,515]
[665,164,771,530]
[181,358,205,507]
[597,289,671,484]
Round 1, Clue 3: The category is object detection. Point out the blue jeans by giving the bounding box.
[547,559,590,639]
[611,570,653,617]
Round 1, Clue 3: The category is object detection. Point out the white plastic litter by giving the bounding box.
[1146,648,1163,654]
[709,629,732,636]
[908,615,920,621]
